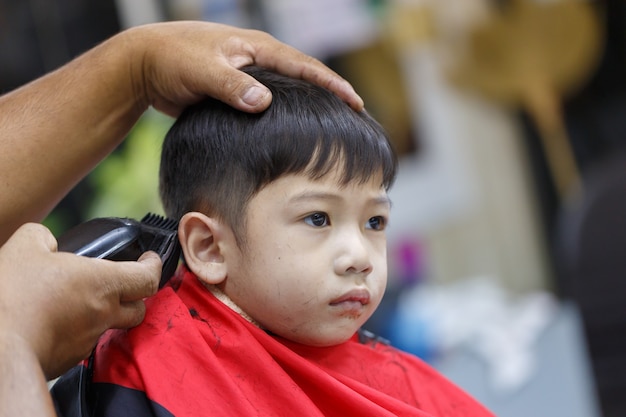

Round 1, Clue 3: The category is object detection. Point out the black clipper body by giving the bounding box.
[57,213,181,288]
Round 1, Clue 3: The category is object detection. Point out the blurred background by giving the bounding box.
[2,0,626,415]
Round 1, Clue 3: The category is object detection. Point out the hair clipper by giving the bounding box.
[57,213,181,288]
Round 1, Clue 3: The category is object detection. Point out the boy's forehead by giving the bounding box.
[266,170,389,202]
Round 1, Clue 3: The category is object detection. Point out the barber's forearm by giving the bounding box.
[0,332,57,417]
[0,32,145,244]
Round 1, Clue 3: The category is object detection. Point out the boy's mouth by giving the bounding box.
[329,289,371,307]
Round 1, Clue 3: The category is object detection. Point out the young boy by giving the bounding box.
[52,67,493,416]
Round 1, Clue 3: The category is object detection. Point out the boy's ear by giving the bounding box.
[178,212,231,285]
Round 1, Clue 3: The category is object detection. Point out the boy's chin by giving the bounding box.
[283,326,364,348]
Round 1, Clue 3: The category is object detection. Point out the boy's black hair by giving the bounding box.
[159,66,397,242]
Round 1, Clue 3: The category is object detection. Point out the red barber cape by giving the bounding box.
[52,267,494,417]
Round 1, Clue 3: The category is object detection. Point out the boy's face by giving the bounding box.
[222,170,391,347]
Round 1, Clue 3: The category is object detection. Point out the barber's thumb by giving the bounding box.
[137,251,162,294]
[241,84,271,110]
[138,250,162,265]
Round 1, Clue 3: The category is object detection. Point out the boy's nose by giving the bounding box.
[334,230,373,277]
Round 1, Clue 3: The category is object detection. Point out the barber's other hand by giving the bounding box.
[121,21,364,116]
[0,223,161,379]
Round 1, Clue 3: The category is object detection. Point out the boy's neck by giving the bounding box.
[202,282,262,328]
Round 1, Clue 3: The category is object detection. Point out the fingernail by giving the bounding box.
[242,85,269,106]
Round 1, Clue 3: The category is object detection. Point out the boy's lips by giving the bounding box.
[330,289,371,307]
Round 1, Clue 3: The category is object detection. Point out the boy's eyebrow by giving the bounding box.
[368,195,393,208]
[288,191,392,208]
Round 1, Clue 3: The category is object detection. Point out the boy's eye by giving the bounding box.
[304,212,329,227]
[366,216,386,230]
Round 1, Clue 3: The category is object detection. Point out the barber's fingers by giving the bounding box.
[247,32,363,111]
[191,31,363,113]
[138,21,363,116]
[90,252,160,329]
[47,246,161,326]
[109,251,162,302]
[85,253,159,329]
[31,223,162,304]
[10,224,161,302]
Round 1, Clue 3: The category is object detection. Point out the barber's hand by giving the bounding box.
[0,223,161,379]
[122,21,364,116]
